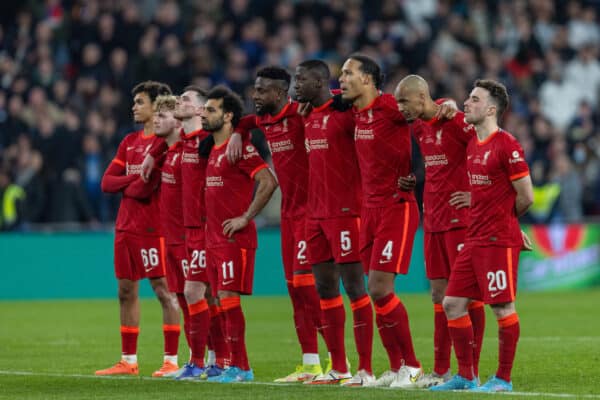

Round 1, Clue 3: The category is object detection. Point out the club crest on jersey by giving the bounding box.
[143,144,152,155]
[322,115,330,130]
[305,138,310,153]
[282,118,288,132]
[367,109,374,124]
[435,129,443,145]
[483,150,491,165]
[216,154,225,167]
[171,153,179,165]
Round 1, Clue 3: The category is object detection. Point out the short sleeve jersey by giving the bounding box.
[466,129,530,247]
[205,138,269,249]
[256,101,308,218]
[160,142,185,244]
[352,93,415,208]
[412,111,474,232]
[304,99,361,218]
[114,131,162,236]
[181,129,210,228]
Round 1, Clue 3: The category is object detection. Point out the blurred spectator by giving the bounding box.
[0,164,25,230]
[550,152,583,223]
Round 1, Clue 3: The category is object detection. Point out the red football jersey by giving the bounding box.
[465,129,529,247]
[245,101,308,218]
[181,129,210,228]
[352,93,415,208]
[413,111,474,232]
[160,142,185,244]
[304,98,361,218]
[107,131,162,236]
[205,138,269,249]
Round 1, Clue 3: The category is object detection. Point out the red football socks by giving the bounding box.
[351,295,373,374]
[320,296,348,373]
[496,313,520,382]
[468,301,486,377]
[448,314,474,380]
[221,297,249,370]
[120,325,139,356]
[188,299,210,366]
[176,294,192,349]
[433,303,451,375]
[163,324,181,357]
[209,305,229,368]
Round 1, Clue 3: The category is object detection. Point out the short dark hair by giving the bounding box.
[256,66,291,90]
[298,59,330,80]
[131,81,172,104]
[206,85,244,127]
[348,53,384,89]
[474,79,509,118]
[183,85,207,103]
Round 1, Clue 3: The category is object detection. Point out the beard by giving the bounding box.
[202,117,224,132]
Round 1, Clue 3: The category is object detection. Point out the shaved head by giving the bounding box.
[397,75,430,96]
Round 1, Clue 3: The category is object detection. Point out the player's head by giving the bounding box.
[131,81,172,124]
[339,54,383,102]
[294,60,330,104]
[153,95,179,137]
[464,79,509,125]
[201,85,244,133]
[176,85,206,120]
[253,66,291,116]
[394,75,431,122]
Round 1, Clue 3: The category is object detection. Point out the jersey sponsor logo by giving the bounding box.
[354,127,374,140]
[307,138,329,150]
[161,171,176,184]
[469,173,492,186]
[509,150,524,164]
[206,176,224,187]
[182,151,199,164]
[424,154,448,168]
[269,139,294,153]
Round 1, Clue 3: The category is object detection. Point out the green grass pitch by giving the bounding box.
[1,291,599,399]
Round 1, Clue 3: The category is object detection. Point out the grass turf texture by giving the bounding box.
[1,291,599,399]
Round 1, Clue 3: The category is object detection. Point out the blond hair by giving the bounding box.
[153,95,177,112]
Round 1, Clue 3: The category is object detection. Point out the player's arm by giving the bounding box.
[101,161,138,193]
[226,115,257,164]
[512,174,533,217]
[222,167,278,237]
[123,169,160,199]
[434,98,458,120]
[141,140,169,181]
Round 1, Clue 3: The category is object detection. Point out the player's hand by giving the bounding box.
[436,100,458,120]
[521,230,533,251]
[398,173,416,191]
[222,215,249,237]
[226,133,243,164]
[297,102,313,117]
[141,154,155,182]
[449,191,471,209]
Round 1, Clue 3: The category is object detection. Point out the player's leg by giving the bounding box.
[471,246,520,393]
[368,202,422,388]
[176,280,209,380]
[96,232,140,376]
[208,247,255,383]
[149,276,181,373]
[303,219,350,385]
[430,246,479,391]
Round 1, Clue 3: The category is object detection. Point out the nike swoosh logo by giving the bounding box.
[299,260,308,265]
[190,269,203,275]
[340,251,353,257]
[127,146,135,151]
[223,280,234,286]
[378,259,392,264]
[490,291,503,298]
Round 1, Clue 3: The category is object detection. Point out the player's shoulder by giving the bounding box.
[378,93,398,109]
[122,130,143,142]
[497,129,520,145]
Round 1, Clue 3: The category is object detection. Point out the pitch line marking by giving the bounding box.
[1,370,599,398]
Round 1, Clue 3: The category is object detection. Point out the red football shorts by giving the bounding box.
[360,201,419,275]
[185,227,209,283]
[114,231,166,281]
[424,228,467,280]
[280,216,310,280]
[446,245,521,304]
[166,243,186,293]
[207,246,256,296]
[306,216,361,265]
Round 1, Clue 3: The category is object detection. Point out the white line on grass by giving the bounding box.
[1,370,599,398]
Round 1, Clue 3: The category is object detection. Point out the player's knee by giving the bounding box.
[184,285,204,304]
[367,281,388,301]
[431,289,445,305]
[314,279,338,299]
[442,297,463,319]
[118,284,136,303]
[344,281,366,301]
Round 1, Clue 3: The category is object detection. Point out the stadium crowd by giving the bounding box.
[1,0,600,230]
